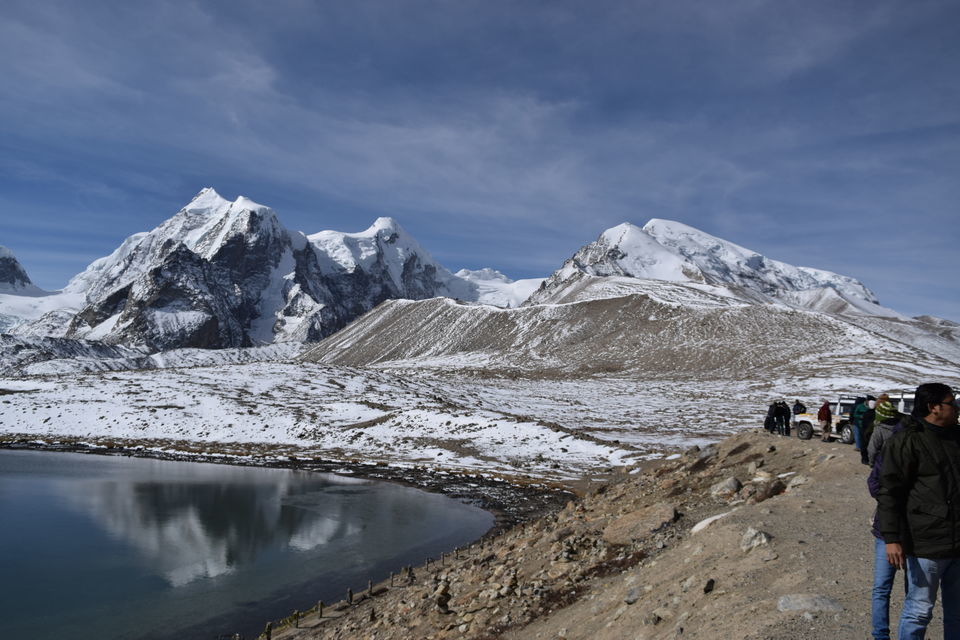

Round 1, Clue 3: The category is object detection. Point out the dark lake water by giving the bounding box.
[0,449,493,640]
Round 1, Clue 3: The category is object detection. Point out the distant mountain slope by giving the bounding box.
[299,286,960,382]
[0,335,303,376]
[0,246,65,333]
[455,269,543,308]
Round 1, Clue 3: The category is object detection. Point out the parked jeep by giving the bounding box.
[793,391,914,442]
[794,396,857,443]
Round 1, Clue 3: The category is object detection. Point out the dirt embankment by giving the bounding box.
[258,429,942,640]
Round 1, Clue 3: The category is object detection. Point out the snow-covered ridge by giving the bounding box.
[307,216,475,301]
[527,219,879,309]
[0,336,304,376]
[642,219,877,302]
[455,268,544,308]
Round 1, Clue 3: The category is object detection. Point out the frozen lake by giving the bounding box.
[0,449,492,640]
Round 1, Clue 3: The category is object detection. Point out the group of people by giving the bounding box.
[866,384,958,639]
[765,385,960,638]
[763,399,805,436]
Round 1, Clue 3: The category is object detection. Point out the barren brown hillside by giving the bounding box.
[300,293,960,382]
[260,429,936,640]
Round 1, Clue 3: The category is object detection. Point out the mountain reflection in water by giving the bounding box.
[0,449,492,640]
[65,463,436,586]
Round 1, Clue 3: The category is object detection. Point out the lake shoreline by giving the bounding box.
[0,433,579,537]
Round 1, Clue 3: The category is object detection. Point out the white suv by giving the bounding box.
[794,392,913,442]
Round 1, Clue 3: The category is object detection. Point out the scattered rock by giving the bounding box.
[710,477,742,499]
[624,587,641,605]
[603,502,678,545]
[741,527,773,552]
[776,594,844,613]
[691,510,736,534]
[749,479,787,504]
[724,442,751,458]
[644,612,663,626]
[434,580,451,613]
[814,453,837,465]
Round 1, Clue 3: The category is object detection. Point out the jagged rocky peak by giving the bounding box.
[14,189,485,351]
[165,188,287,259]
[0,246,45,295]
[307,217,474,300]
[63,189,290,303]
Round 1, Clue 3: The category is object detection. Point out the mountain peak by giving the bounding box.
[232,195,270,214]
[642,219,878,303]
[0,246,45,295]
[185,187,228,212]
[527,218,879,308]
[370,216,401,231]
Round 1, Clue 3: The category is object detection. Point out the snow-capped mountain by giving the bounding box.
[641,219,877,302]
[306,215,477,306]
[299,217,960,383]
[0,246,46,296]
[14,189,480,350]
[4,196,937,369]
[454,268,543,308]
[525,220,881,311]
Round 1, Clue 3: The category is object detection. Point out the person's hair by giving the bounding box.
[913,383,955,418]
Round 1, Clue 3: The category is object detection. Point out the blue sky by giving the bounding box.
[2,0,958,320]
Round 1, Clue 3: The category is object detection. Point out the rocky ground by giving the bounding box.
[258,429,944,640]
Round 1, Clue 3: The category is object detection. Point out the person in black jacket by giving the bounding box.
[792,399,806,430]
[877,383,960,638]
[774,400,791,436]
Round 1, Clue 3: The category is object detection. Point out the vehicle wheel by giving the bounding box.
[840,422,855,445]
[797,421,814,440]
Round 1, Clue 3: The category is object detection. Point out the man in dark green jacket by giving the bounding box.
[877,383,960,639]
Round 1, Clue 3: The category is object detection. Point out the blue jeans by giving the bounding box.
[899,555,960,639]
[873,536,904,639]
[853,422,864,451]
